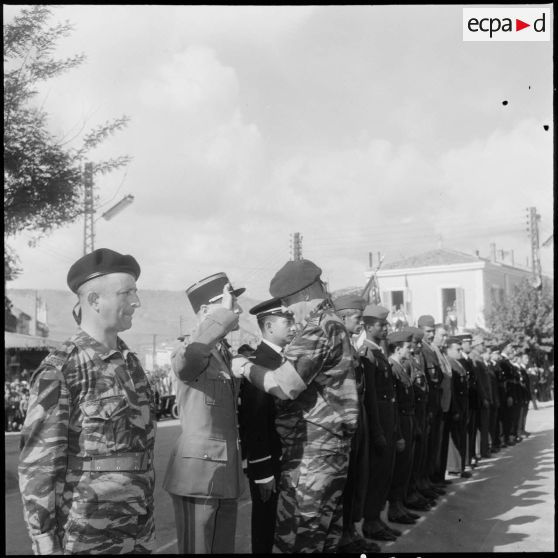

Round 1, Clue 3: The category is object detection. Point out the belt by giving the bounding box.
[67,452,151,472]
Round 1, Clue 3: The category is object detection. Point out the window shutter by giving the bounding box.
[456,288,465,328]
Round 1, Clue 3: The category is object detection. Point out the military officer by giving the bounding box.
[238,297,296,554]
[482,342,500,453]
[19,248,156,555]
[332,294,379,554]
[490,343,507,449]
[517,351,532,438]
[499,344,520,445]
[404,327,432,512]
[359,304,404,542]
[469,335,493,458]
[430,324,453,489]
[457,334,480,468]
[231,259,359,553]
[446,337,471,478]
[387,329,419,525]
[416,316,448,497]
[163,272,245,554]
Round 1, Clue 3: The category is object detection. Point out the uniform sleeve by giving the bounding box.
[240,382,276,482]
[18,366,69,555]
[360,352,385,444]
[172,308,238,382]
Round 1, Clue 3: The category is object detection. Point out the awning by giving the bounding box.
[4,331,63,350]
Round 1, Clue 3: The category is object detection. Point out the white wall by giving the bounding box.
[376,266,485,329]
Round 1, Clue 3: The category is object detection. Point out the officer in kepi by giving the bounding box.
[18,248,156,555]
[163,272,245,554]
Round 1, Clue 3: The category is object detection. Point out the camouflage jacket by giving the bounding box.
[18,330,156,555]
[275,300,359,452]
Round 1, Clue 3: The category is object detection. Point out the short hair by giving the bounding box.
[257,313,285,332]
[336,308,362,319]
[388,340,407,355]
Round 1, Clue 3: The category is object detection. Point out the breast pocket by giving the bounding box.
[203,369,229,407]
[80,393,130,455]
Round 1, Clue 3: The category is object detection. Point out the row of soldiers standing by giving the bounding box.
[16,249,539,555]
[237,284,537,553]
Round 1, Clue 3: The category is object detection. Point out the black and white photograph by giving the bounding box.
[4,4,554,555]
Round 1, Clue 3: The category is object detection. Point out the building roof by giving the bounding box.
[5,332,62,350]
[381,249,483,270]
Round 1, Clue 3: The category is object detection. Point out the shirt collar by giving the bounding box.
[73,329,133,361]
[262,338,284,355]
[363,338,384,352]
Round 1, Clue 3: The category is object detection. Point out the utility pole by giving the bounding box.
[526,206,542,287]
[152,334,157,369]
[290,232,303,261]
[83,162,95,255]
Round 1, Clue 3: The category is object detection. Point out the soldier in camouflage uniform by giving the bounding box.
[232,259,359,553]
[18,248,156,555]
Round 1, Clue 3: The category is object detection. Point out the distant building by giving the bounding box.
[5,291,49,337]
[365,248,534,331]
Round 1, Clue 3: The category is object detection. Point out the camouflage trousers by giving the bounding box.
[273,436,351,553]
[61,507,155,555]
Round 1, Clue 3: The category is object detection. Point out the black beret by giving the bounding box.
[67,248,141,293]
[417,315,435,328]
[269,259,322,299]
[387,330,414,344]
[186,272,245,314]
[447,336,463,346]
[250,297,292,319]
[332,294,367,312]
[362,304,390,321]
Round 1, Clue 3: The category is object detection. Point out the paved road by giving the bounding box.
[5,402,554,554]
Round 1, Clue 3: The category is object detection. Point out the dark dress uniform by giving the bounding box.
[388,358,416,511]
[471,354,492,457]
[420,343,444,483]
[459,353,479,465]
[492,358,507,448]
[342,347,370,526]
[406,352,429,502]
[238,341,283,554]
[518,365,531,436]
[499,356,519,443]
[360,340,400,529]
[448,357,469,474]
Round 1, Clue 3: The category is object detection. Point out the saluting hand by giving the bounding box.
[221,282,234,310]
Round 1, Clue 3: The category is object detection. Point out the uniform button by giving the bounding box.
[203,454,208,459]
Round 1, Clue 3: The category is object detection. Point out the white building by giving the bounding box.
[365,248,534,331]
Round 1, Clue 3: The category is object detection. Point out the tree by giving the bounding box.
[4,5,131,278]
[486,277,554,365]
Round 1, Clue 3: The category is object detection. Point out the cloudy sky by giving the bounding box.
[5,5,554,301]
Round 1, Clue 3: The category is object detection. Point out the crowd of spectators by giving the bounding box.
[5,376,30,432]
[4,361,552,431]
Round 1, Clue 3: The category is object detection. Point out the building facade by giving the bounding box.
[365,249,533,331]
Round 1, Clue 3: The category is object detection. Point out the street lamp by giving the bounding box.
[100,194,135,221]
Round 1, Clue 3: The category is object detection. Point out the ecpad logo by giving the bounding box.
[463,8,551,41]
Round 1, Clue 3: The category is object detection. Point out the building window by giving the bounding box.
[391,290,405,311]
[442,288,465,333]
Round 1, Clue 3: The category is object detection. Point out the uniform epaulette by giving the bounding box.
[30,341,77,385]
